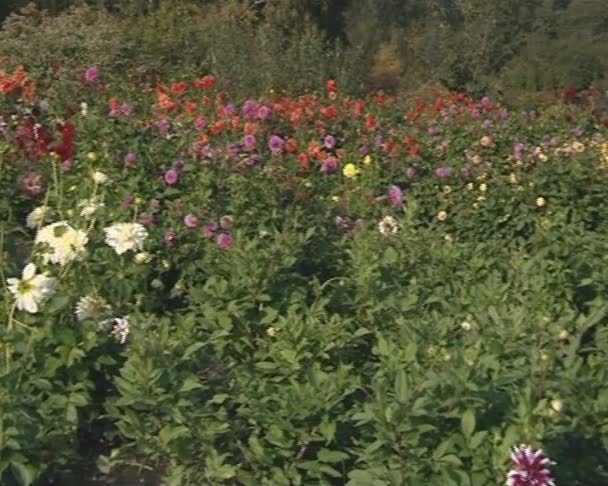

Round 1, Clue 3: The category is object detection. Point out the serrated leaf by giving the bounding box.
[280,349,298,365]
[318,449,349,463]
[248,436,266,459]
[439,454,463,466]
[11,461,34,486]
[353,327,372,338]
[348,470,375,485]
[183,342,204,359]
[404,342,417,362]
[461,409,476,438]
[179,376,202,393]
[46,295,70,314]
[394,369,409,403]
[383,246,398,265]
[433,439,452,460]
[469,430,488,450]
[256,361,277,370]
[319,418,336,443]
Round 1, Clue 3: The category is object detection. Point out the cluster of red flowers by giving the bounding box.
[0,65,36,101]
[13,118,75,163]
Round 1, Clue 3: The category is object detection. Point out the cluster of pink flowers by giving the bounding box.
[506,445,556,486]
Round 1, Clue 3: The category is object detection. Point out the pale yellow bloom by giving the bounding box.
[342,163,360,178]
[134,252,152,264]
[26,206,52,229]
[536,197,546,207]
[437,211,448,222]
[92,171,109,184]
[550,399,563,413]
[35,222,88,266]
[104,222,148,255]
[571,141,585,153]
[363,155,372,166]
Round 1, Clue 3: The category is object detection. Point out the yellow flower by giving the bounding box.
[479,183,487,193]
[550,399,563,413]
[509,173,518,184]
[331,195,340,202]
[363,155,372,166]
[571,141,585,153]
[600,144,608,169]
[87,152,97,161]
[437,211,448,222]
[342,163,360,178]
[536,197,546,207]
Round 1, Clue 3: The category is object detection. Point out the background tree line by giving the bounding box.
[1,0,606,99]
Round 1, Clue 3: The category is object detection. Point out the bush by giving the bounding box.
[1,63,608,485]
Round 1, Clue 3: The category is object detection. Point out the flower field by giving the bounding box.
[2,62,608,485]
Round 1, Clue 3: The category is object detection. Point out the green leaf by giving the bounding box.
[394,369,409,403]
[461,409,476,438]
[404,342,417,362]
[383,246,398,265]
[353,327,372,338]
[280,349,298,365]
[46,295,70,314]
[433,439,452,460]
[439,454,463,466]
[159,425,190,446]
[248,436,266,459]
[469,430,488,450]
[319,418,336,443]
[487,306,502,326]
[182,342,204,359]
[318,449,349,463]
[348,470,376,485]
[261,307,279,324]
[256,361,278,370]
[179,376,202,393]
[11,461,35,486]
[318,464,342,477]
[209,393,229,404]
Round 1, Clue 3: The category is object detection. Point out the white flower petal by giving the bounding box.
[22,263,36,280]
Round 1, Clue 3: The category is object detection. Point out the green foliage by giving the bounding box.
[1,0,606,97]
[1,50,608,485]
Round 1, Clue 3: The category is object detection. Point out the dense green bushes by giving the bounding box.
[1,0,607,98]
[1,59,608,484]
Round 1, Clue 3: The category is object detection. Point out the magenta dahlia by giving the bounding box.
[506,444,556,486]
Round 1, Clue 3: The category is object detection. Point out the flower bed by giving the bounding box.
[1,65,608,485]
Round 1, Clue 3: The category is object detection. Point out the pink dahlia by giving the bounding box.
[506,444,555,486]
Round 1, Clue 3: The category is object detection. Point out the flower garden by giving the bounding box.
[1,62,608,485]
